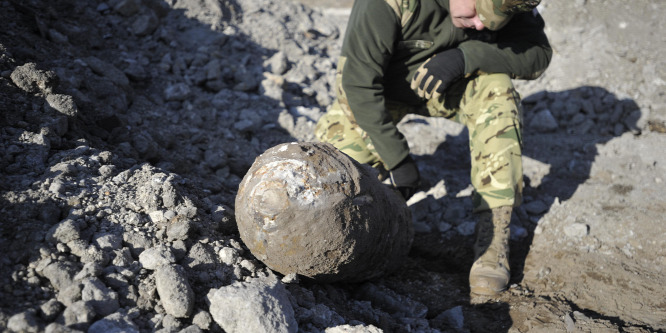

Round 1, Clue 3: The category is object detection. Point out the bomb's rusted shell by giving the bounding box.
[235,142,413,283]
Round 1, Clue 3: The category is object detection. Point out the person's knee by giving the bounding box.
[315,103,380,166]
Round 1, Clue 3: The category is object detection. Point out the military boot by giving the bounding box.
[469,205,512,296]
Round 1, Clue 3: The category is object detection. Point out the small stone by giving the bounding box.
[96,3,110,12]
[281,273,299,284]
[325,324,383,333]
[99,165,116,178]
[132,10,160,36]
[8,310,41,333]
[88,312,139,333]
[510,225,528,240]
[523,200,549,215]
[529,109,558,132]
[45,94,79,117]
[205,59,222,81]
[44,322,83,333]
[10,62,58,93]
[266,51,289,75]
[161,314,181,329]
[56,283,83,307]
[41,261,78,291]
[455,221,476,236]
[260,73,285,100]
[139,245,177,270]
[239,259,257,273]
[164,83,191,101]
[171,239,188,261]
[93,232,123,251]
[112,248,134,267]
[81,278,120,317]
[437,222,452,233]
[204,146,227,170]
[60,300,96,331]
[219,247,239,266]
[114,0,140,16]
[166,219,192,241]
[192,310,213,330]
[148,210,165,223]
[49,179,65,195]
[79,244,110,266]
[155,264,194,318]
[184,242,217,270]
[85,56,130,89]
[39,299,63,321]
[46,219,83,244]
[124,232,153,258]
[180,324,203,333]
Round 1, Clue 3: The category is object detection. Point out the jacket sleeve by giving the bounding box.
[458,10,552,79]
[340,0,409,170]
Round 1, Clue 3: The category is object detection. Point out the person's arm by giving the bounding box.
[340,0,408,170]
[458,10,552,79]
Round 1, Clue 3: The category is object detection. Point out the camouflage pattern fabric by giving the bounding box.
[315,73,523,212]
[477,0,541,30]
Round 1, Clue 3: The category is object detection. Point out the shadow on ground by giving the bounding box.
[339,86,643,332]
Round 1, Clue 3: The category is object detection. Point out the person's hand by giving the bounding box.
[449,0,484,30]
[390,155,421,200]
[410,48,465,101]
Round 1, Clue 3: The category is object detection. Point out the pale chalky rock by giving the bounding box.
[208,276,297,333]
[235,142,413,283]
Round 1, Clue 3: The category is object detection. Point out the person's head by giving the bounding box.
[450,0,485,30]
[450,0,541,31]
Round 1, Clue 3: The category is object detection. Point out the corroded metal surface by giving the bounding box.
[235,142,413,283]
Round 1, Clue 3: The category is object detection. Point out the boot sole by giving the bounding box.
[470,285,506,297]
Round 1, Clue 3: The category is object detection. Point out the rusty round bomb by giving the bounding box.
[235,142,414,283]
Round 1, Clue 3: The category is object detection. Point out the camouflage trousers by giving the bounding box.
[315,73,523,212]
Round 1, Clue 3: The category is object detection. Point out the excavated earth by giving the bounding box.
[1,0,664,332]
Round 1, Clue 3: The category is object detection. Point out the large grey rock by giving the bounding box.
[235,142,413,283]
[208,276,297,333]
[155,264,194,318]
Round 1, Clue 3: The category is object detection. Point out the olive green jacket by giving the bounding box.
[338,0,552,169]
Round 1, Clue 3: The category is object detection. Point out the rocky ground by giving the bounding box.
[1,0,664,332]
